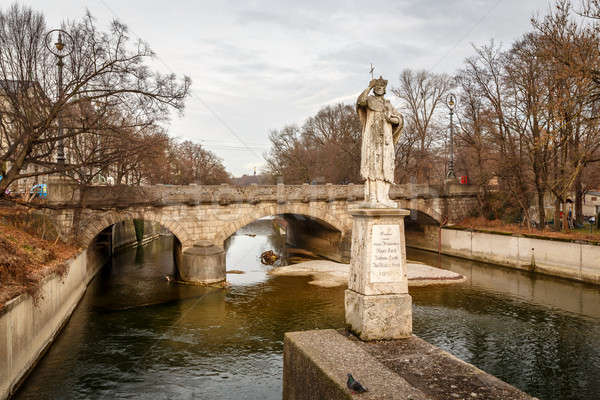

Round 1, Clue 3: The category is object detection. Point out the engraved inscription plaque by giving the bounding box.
[370,224,403,283]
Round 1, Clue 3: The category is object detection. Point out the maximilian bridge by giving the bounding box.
[46,181,478,283]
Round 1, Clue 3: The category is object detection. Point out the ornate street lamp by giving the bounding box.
[446,93,457,179]
[45,29,73,167]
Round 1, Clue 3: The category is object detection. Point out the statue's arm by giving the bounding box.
[386,104,404,144]
[357,81,375,107]
[392,113,404,144]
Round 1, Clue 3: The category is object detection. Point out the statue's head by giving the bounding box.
[372,76,387,96]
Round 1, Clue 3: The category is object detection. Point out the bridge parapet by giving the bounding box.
[390,182,478,199]
[49,183,478,209]
[52,184,366,208]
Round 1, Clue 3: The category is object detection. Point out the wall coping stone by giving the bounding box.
[445,225,600,246]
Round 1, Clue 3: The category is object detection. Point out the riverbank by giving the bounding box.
[0,213,171,399]
[269,260,465,287]
[456,217,600,243]
[0,207,77,308]
[407,225,600,285]
[0,247,106,400]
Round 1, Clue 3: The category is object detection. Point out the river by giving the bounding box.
[15,218,600,399]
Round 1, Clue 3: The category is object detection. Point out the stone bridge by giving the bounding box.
[47,181,478,283]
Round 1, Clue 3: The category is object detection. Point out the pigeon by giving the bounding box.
[347,373,368,394]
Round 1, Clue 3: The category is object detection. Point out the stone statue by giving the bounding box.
[356,76,403,208]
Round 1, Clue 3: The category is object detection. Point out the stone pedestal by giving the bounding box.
[46,175,79,205]
[345,208,412,340]
[178,241,226,284]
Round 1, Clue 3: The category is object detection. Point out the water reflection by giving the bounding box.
[407,248,600,400]
[407,248,600,320]
[14,220,600,400]
[224,217,288,286]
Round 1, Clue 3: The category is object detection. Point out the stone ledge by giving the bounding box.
[351,208,411,217]
[444,225,600,246]
[283,329,426,400]
[355,334,537,400]
[283,329,536,400]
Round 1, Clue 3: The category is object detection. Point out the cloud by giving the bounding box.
[32,0,552,176]
[236,8,322,31]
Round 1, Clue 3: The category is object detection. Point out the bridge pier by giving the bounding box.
[176,241,226,285]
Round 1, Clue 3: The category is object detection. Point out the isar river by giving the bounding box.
[15,218,600,400]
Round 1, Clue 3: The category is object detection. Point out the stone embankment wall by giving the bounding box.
[112,220,165,251]
[283,215,350,263]
[0,247,106,400]
[406,226,600,284]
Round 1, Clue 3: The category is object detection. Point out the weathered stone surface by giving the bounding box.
[44,183,478,254]
[345,208,413,340]
[345,290,412,340]
[283,329,535,400]
[46,176,79,205]
[357,77,404,208]
[179,242,225,284]
[356,334,536,400]
[348,209,410,295]
[283,329,428,400]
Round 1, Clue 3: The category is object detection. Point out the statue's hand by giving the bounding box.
[387,115,399,124]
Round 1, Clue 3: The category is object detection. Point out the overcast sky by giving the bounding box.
[17,0,552,176]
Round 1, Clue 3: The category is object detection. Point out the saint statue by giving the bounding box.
[356,76,403,208]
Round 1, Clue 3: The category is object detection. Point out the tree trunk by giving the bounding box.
[575,176,584,225]
[562,200,569,232]
[554,197,561,231]
[537,189,546,230]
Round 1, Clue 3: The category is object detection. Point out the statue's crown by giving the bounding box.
[373,75,387,87]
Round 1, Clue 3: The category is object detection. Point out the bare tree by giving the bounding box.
[533,0,600,228]
[265,103,361,184]
[392,69,453,183]
[455,68,497,218]
[0,4,190,195]
[170,140,230,185]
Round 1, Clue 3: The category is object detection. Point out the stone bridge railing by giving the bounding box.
[49,182,478,209]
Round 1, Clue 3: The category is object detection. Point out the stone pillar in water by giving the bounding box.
[178,241,226,284]
[345,209,412,340]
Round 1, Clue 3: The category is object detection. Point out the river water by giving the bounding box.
[15,218,600,400]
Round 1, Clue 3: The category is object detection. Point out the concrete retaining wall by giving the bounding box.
[407,227,600,284]
[0,247,105,400]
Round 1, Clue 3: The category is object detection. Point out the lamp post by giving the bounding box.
[45,29,73,168]
[446,93,456,179]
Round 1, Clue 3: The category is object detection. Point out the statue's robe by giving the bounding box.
[356,94,403,183]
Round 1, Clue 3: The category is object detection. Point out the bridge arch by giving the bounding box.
[216,203,351,243]
[78,209,193,249]
[396,199,444,224]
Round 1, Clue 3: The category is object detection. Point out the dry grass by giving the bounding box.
[456,217,600,242]
[0,206,77,309]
